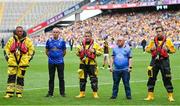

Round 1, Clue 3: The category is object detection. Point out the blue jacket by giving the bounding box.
[46,38,66,64]
[112,44,132,71]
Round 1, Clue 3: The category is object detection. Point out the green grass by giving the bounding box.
[0,47,180,105]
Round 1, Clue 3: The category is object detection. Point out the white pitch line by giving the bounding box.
[0,78,180,93]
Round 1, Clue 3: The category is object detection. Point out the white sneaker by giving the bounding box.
[100,67,105,69]
[107,67,111,70]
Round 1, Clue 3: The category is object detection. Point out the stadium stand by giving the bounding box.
[0,0,179,48]
[0,0,82,31]
[31,9,180,48]
[0,2,5,26]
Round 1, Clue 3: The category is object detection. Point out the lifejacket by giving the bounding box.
[10,36,28,54]
[151,36,169,59]
[79,38,96,60]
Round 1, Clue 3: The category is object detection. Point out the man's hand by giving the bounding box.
[150,46,156,51]
[109,67,113,72]
[5,55,9,61]
[79,48,84,52]
[163,46,169,51]
[82,57,86,62]
[45,49,49,57]
[128,67,132,72]
[89,48,95,53]
[4,51,9,61]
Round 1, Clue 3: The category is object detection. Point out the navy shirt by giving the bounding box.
[46,38,66,64]
[112,44,132,71]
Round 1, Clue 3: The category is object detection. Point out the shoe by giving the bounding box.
[100,67,105,69]
[127,96,132,100]
[76,91,85,98]
[108,65,111,70]
[45,94,54,97]
[144,92,154,101]
[61,94,66,97]
[168,93,175,102]
[110,96,116,99]
[93,92,99,99]
[4,93,13,98]
[16,94,23,98]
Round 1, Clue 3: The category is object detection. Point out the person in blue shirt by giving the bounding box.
[109,36,132,99]
[45,27,66,97]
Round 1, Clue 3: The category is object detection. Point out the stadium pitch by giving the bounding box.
[0,47,179,105]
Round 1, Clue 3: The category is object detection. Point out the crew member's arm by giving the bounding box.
[76,45,81,57]
[94,43,103,56]
[27,38,35,62]
[166,38,176,54]
[4,37,13,61]
[145,40,154,53]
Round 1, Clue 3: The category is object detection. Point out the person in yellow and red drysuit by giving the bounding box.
[144,26,176,102]
[75,31,103,98]
[3,26,35,98]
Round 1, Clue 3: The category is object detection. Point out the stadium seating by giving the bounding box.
[0,1,82,31]
[30,9,180,48]
[0,3,5,26]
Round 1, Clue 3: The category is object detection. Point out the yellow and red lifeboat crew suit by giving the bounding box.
[76,38,103,98]
[4,31,35,97]
[145,35,176,101]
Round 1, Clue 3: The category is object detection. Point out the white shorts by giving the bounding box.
[104,54,109,58]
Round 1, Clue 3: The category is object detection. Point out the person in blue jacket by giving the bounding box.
[45,27,66,97]
[109,36,132,100]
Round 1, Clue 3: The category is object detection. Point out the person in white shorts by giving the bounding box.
[101,38,110,69]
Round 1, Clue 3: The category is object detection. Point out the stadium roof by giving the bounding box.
[61,9,102,21]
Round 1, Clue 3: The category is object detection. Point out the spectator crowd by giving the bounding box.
[31,10,180,48]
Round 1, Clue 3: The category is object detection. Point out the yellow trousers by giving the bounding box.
[6,66,26,94]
